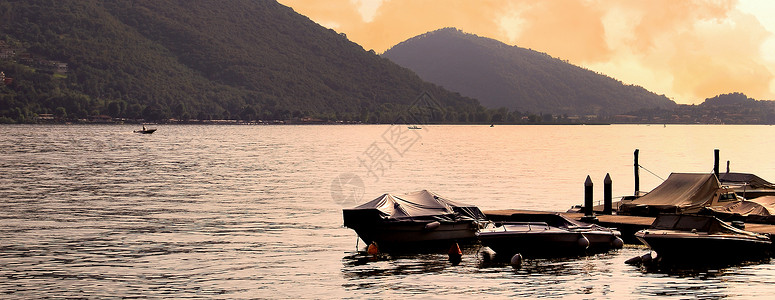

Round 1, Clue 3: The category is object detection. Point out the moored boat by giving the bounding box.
[634,214,772,262]
[342,190,487,252]
[618,173,740,216]
[476,212,623,259]
[720,172,775,199]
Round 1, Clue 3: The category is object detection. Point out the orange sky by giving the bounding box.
[277,0,775,105]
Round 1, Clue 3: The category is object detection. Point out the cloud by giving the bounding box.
[279,0,775,104]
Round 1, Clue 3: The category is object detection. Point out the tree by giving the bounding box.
[55,106,67,119]
[107,101,122,117]
[239,105,256,121]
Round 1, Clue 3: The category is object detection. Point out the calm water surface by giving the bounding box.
[2,124,775,298]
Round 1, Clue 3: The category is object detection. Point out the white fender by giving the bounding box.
[424,221,441,231]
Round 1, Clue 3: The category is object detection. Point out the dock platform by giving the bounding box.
[484,209,775,243]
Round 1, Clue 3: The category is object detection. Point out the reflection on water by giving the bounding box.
[340,245,775,298]
[637,256,772,278]
[3,124,775,298]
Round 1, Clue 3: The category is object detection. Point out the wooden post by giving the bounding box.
[714,149,720,179]
[603,173,612,215]
[634,149,640,195]
[582,176,597,222]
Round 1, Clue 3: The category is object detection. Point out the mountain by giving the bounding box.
[0,1,479,123]
[382,28,677,116]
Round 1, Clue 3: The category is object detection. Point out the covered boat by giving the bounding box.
[476,213,623,258]
[700,196,775,224]
[720,172,775,199]
[619,173,740,216]
[342,190,487,251]
[634,214,771,262]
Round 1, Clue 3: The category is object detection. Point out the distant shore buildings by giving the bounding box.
[0,40,68,75]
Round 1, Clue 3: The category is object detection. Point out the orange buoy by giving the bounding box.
[448,242,462,256]
[367,242,379,255]
[448,242,463,265]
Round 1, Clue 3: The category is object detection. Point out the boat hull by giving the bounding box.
[635,230,772,262]
[348,221,479,252]
[477,225,622,258]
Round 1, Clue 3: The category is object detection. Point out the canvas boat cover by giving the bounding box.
[650,214,765,238]
[719,172,775,189]
[700,196,775,224]
[703,196,775,217]
[620,173,720,215]
[343,190,486,225]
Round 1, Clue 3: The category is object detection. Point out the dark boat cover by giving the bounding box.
[620,173,720,215]
[650,214,763,237]
[720,172,775,189]
[700,196,775,224]
[343,190,486,227]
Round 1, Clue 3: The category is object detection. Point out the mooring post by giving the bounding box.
[714,149,720,179]
[582,176,597,222]
[634,149,640,195]
[603,173,612,215]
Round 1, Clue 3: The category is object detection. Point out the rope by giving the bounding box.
[638,164,665,181]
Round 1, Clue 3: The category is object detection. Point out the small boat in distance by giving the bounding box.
[476,212,623,259]
[407,125,421,129]
[133,126,156,134]
[634,214,771,263]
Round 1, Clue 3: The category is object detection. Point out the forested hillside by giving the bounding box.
[0,0,479,123]
[382,28,677,115]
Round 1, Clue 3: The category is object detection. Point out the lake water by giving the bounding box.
[2,124,775,298]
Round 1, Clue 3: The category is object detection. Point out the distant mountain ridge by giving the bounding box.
[0,1,478,123]
[382,28,677,115]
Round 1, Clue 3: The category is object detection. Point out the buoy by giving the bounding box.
[448,242,462,256]
[480,247,497,263]
[424,221,441,231]
[448,242,462,265]
[367,242,379,255]
[641,252,653,264]
[510,253,523,268]
[625,252,654,265]
[611,237,624,249]
[578,235,590,249]
[624,255,643,265]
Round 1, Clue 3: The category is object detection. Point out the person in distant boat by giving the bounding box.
[142,125,146,131]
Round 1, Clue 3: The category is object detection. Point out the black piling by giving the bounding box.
[603,173,612,215]
[634,149,640,195]
[582,176,597,222]
[714,149,720,179]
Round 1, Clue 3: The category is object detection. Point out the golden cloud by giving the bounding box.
[279,0,775,104]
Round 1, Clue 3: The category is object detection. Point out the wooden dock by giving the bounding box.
[484,209,775,243]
